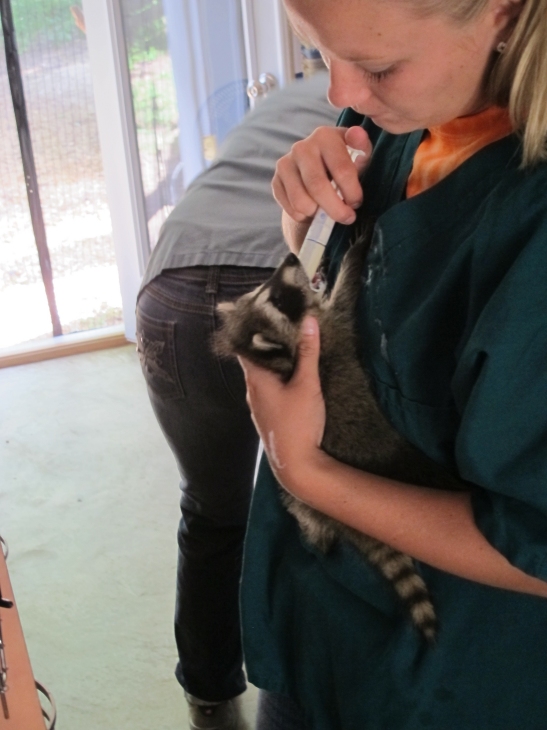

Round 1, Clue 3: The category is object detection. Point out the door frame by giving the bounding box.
[240,0,297,92]
[82,0,150,341]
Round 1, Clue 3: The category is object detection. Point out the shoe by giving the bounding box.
[185,692,249,730]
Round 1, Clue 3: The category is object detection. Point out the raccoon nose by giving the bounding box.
[285,253,299,267]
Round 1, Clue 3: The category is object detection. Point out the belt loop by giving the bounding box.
[206,266,220,295]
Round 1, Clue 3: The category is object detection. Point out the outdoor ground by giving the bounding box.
[0,34,123,349]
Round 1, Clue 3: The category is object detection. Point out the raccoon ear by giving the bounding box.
[217,301,236,314]
[251,334,283,351]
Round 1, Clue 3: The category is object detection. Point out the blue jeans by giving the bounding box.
[136,265,273,703]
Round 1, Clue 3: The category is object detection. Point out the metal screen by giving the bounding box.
[120,0,249,250]
[120,0,180,248]
[0,0,122,349]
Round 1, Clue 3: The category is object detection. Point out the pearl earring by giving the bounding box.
[497,41,507,53]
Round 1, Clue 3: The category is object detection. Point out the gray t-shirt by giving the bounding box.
[140,72,339,291]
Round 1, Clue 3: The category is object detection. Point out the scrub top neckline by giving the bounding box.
[407,106,514,198]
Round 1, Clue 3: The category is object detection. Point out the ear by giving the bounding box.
[252,334,283,351]
[217,301,236,314]
[492,0,524,35]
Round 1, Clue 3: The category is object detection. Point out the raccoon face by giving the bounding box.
[215,253,322,381]
[265,253,311,323]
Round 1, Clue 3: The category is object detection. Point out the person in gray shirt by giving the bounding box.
[136,73,338,730]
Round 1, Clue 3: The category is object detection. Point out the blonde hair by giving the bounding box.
[410,0,547,165]
[488,0,547,166]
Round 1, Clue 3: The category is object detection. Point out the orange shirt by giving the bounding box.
[406,106,513,199]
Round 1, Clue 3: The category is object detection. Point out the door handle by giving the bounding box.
[246,72,278,101]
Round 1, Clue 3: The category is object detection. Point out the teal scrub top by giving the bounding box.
[240,111,547,729]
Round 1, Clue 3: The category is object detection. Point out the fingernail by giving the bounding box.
[343,213,356,225]
[302,316,317,335]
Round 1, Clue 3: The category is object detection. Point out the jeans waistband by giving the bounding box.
[161,265,272,295]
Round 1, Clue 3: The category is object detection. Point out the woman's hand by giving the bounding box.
[273,125,372,253]
[238,316,326,489]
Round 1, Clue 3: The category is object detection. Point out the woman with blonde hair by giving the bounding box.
[237,0,547,727]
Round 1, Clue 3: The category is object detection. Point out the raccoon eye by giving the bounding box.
[252,334,284,351]
[268,286,305,323]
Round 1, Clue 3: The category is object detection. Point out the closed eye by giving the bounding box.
[361,65,397,83]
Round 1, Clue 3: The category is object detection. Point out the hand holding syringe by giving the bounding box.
[298,146,368,279]
[272,125,371,267]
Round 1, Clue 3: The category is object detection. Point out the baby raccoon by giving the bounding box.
[215,231,462,643]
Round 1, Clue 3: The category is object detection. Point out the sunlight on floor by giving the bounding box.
[0,265,122,348]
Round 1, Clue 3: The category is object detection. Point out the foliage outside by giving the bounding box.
[11,0,167,59]
[11,0,80,51]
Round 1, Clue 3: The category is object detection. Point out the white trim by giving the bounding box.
[240,0,259,84]
[82,0,149,341]
[272,0,295,85]
[240,0,295,90]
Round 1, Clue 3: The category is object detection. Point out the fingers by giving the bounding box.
[238,317,321,401]
[237,355,279,400]
[238,355,290,436]
[272,126,371,225]
[238,320,325,466]
[272,152,318,223]
[238,355,277,381]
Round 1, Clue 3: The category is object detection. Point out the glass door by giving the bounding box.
[120,0,250,248]
[82,0,297,340]
[0,0,123,352]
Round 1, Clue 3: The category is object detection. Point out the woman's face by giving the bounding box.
[285,0,511,132]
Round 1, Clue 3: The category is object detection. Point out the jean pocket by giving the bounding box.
[136,309,185,400]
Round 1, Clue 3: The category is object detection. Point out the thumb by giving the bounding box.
[293,316,321,383]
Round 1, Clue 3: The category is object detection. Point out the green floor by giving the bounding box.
[0,345,258,729]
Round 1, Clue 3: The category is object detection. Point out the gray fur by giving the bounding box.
[215,232,463,643]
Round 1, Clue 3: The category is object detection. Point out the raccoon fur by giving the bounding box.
[214,230,463,643]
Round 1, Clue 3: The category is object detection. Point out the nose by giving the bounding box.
[327,59,374,110]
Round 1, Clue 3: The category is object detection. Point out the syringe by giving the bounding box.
[298,146,366,280]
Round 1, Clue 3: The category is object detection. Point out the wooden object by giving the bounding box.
[0,548,46,729]
[0,325,129,369]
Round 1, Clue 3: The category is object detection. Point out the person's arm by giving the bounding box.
[239,317,547,599]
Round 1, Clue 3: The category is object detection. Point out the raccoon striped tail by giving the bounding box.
[347,532,438,643]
